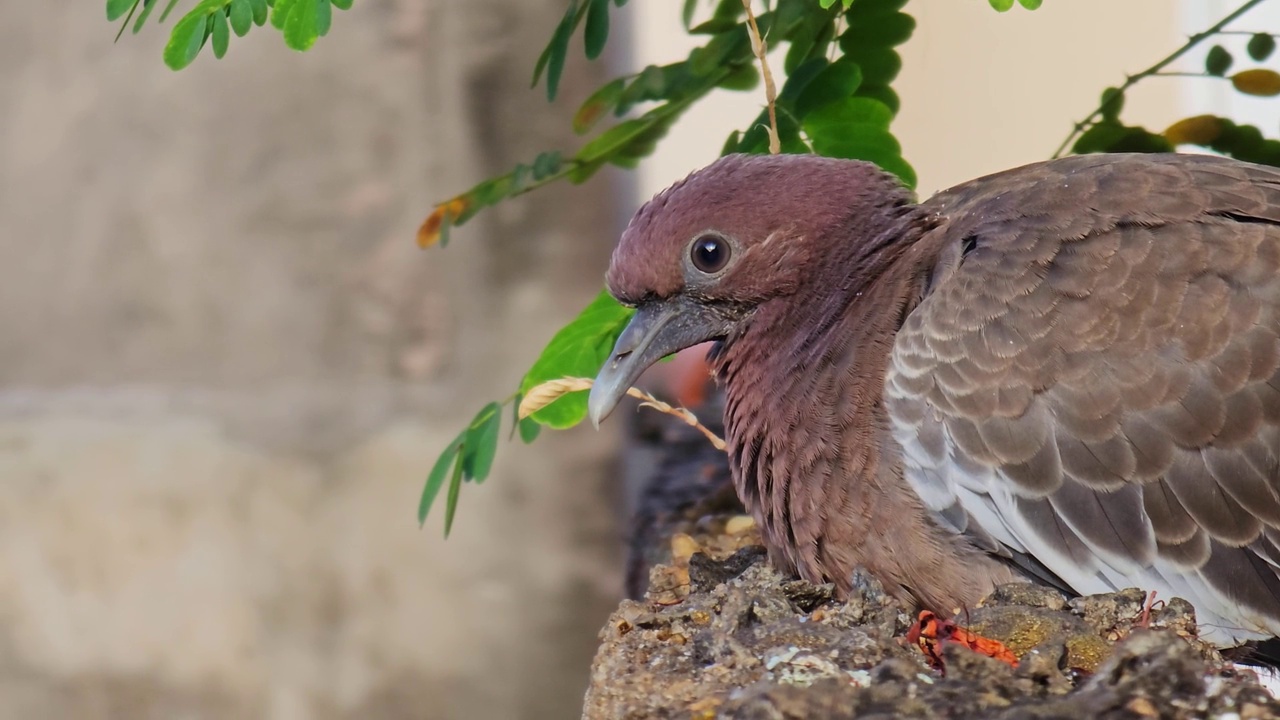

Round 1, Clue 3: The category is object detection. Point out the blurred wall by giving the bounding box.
[0,1,623,718]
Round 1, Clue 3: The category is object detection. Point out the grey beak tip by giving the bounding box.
[587,381,613,429]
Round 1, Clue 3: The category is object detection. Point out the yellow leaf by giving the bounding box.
[1163,115,1223,146]
[1231,69,1280,97]
[416,196,470,248]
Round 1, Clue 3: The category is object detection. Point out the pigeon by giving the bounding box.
[588,152,1280,647]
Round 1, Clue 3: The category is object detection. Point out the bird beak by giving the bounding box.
[588,297,729,427]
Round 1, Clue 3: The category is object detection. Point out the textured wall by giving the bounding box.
[0,1,623,718]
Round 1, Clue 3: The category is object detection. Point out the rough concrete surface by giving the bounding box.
[0,1,624,718]
[590,417,1280,719]
[588,516,1280,720]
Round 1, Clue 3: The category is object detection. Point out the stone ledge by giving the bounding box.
[591,416,1280,719]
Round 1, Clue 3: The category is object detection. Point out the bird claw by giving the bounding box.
[906,610,1020,674]
[1134,590,1164,630]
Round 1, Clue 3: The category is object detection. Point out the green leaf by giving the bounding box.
[271,0,296,29]
[688,26,749,77]
[518,416,542,443]
[603,113,679,169]
[682,0,698,28]
[1072,121,1173,155]
[569,113,675,182]
[316,0,332,36]
[841,11,914,48]
[460,403,502,483]
[443,447,464,537]
[164,10,210,70]
[1248,33,1276,62]
[845,0,909,18]
[720,130,741,156]
[856,83,899,115]
[331,0,353,9]
[211,8,230,58]
[988,0,1014,10]
[419,433,463,525]
[250,0,268,25]
[584,0,609,60]
[533,1,580,101]
[774,56,831,107]
[519,290,635,428]
[1099,86,1124,122]
[132,0,158,33]
[282,0,322,50]
[1073,121,1124,154]
[107,0,137,21]
[807,110,915,187]
[510,163,532,193]
[794,56,863,119]
[229,0,252,35]
[816,135,916,187]
[718,63,759,91]
[784,12,835,75]
[573,78,627,134]
[532,150,563,180]
[1206,45,1233,77]
[1206,121,1280,165]
[838,43,901,86]
[159,0,182,22]
[690,0,741,34]
[803,96,894,135]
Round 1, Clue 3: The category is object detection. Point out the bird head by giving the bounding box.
[588,153,911,425]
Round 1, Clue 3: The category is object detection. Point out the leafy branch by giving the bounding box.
[1053,0,1271,158]
[414,0,921,534]
[106,0,351,69]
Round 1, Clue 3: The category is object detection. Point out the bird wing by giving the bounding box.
[886,153,1280,645]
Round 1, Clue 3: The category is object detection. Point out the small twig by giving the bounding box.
[519,377,727,451]
[741,0,780,154]
[1051,0,1267,159]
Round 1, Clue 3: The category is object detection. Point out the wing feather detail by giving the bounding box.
[887,154,1280,645]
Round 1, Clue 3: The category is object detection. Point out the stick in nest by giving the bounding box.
[741,0,780,155]
[519,377,727,451]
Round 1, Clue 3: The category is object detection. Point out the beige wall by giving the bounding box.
[0,1,621,718]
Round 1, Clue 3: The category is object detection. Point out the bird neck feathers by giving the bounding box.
[708,212,926,573]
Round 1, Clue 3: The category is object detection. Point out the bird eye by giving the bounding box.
[690,235,731,274]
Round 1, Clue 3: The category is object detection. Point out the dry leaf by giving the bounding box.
[1163,115,1223,146]
[1231,68,1280,97]
[518,377,594,418]
[518,376,727,450]
[416,196,470,248]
